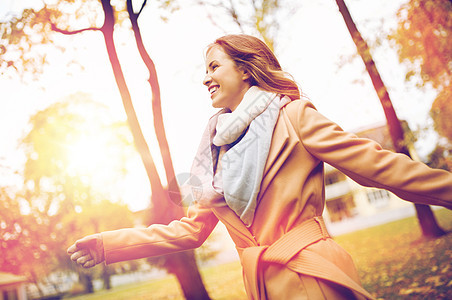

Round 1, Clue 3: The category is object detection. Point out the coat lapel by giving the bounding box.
[260,108,299,197]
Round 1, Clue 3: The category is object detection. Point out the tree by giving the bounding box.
[0,1,210,298]
[391,0,452,167]
[53,1,209,297]
[60,200,140,293]
[0,186,49,296]
[1,95,140,295]
[430,89,452,142]
[426,144,452,171]
[335,0,446,239]
[197,0,298,52]
[24,95,137,293]
[391,0,451,92]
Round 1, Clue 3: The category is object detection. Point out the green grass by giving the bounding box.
[66,209,452,300]
[65,261,246,300]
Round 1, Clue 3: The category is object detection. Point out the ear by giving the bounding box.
[241,69,251,81]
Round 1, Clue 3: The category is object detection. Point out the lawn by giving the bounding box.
[335,208,452,299]
[66,208,452,300]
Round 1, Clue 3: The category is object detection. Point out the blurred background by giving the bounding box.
[0,0,451,299]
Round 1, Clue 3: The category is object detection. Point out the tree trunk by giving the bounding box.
[99,1,211,298]
[335,0,446,238]
[143,200,211,299]
[99,0,169,205]
[79,272,94,293]
[127,0,182,206]
[102,264,112,290]
[415,204,447,238]
[30,271,44,297]
[165,251,211,300]
[127,1,210,298]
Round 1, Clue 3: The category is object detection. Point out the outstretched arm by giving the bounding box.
[67,203,219,266]
[288,100,452,207]
[101,203,218,264]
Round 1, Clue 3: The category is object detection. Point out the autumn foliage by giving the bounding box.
[0,94,139,294]
[392,0,451,91]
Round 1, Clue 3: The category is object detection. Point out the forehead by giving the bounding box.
[205,45,231,64]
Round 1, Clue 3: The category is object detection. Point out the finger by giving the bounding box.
[76,236,98,249]
[82,260,96,268]
[70,249,88,261]
[70,249,89,262]
[68,236,93,254]
[67,243,78,254]
[77,254,92,266]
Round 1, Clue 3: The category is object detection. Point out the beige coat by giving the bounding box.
[102,100,452,299]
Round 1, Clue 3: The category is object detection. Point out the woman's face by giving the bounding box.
[203,46,251,111]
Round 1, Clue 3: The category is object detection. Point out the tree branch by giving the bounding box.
[51,23,101,35]
[205,13,229,34]
[227,0,244,31]
[137,0,147,17]
[198,0,244,33]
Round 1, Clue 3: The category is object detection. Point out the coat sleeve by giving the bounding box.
[289,100,452,208]
[101,204,219,264]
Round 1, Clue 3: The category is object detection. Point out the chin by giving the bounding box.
[211,99,224,109]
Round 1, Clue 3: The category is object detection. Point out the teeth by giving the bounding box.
[210,86,218,95]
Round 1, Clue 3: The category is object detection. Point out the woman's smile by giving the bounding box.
[208,85,219,98]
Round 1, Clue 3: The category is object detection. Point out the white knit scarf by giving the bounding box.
[189,86,290,226]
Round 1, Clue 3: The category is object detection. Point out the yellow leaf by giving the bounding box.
[399,288,414,295]
[426,275,443,287]
[399,286,432,295]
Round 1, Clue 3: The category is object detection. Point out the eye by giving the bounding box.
[211,64,218,71]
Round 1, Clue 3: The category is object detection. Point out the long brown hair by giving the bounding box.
[208,34,301,100]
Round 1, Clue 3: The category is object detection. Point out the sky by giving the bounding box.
[0,0,439,212]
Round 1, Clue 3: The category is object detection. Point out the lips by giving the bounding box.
[209,85,219,97]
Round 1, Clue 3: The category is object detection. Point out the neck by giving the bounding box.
[229,85,252,112]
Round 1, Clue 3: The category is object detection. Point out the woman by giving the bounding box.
[68,34,452,299]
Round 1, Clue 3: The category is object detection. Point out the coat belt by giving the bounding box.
[237,217,374,300]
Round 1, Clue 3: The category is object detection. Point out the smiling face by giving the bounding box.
[203,45,251,111]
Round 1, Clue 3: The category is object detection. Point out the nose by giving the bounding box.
[203,73,212,87]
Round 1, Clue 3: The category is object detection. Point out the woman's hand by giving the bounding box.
[67,233,105,268]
